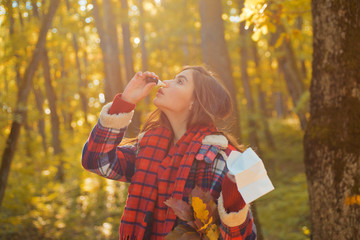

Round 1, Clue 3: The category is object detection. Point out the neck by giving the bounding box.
[163,110,190,145]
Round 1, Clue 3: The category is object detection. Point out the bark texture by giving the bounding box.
[304,1,360,239]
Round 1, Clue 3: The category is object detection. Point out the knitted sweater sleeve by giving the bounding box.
[216,148,256,239]
[221,174,246,212]
[81,93,137,182]
[108,93,136,114]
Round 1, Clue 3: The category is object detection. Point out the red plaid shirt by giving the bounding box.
[82,121,256,239]
[82,95,256,239]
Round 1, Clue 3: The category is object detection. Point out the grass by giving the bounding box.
[255,118,310,240]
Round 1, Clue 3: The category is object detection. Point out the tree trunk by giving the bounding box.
[295,16,307,79]
[304,1,360,239]
[238,2,259,149]
[31,0,40,18]
[273,92,283,118]
[72,34,89,125]
[237,2,263,239]
[138,0,148,72]
[82,50,90,126]
[42,49,64,182]
[32,84,48,154]
[59,54,73,132]
[120,0,141,137]
[199,0,242,142]
[251,42,276,150]
[120,0,135,81]
[92,0,123,101]
[5,0,22,90]
[6,0,33,157]
[271,23,307,130]
[0,0,61,207]
[5,0,14,35]
[30,0,47,155]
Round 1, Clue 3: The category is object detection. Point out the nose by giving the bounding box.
[162,80,171,88]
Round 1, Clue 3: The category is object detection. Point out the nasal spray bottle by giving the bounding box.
[145,77,166,87]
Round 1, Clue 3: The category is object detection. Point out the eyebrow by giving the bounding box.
[176,75,188,82]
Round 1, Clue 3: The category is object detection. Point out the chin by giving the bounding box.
[153,97,160,107]
[153,99,172,113]
[153,98,164,109]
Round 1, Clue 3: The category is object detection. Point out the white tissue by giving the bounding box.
[226,148,274,203]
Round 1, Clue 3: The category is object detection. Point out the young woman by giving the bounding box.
[82,66,256,239]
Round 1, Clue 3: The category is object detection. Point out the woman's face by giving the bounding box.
[153,69,195,114]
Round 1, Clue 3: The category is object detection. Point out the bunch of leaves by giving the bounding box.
[164,186,220,240]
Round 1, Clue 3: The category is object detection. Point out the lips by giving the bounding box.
[157,88,164,95]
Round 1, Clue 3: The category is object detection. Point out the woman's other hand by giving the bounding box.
[122,71,159,104]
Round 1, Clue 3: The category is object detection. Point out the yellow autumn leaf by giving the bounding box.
[192,197,209,223]
[206,224,220,240]
[198,216,212,231]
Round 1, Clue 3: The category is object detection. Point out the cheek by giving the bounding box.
[154,89,192,112]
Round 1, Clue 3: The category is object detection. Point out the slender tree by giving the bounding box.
[42,49,65,181]
[71,34,89,125]
[252,43,276,150]
[120,0,135,81]
[30,0,48,155]
[199,0,242,141]
[238,0,259,149]
[92,0,123,101]
[0,0,61,207]
[138,0,148,72]
[120,0,141,137]
[64,0,89,125]
[32,83,48,153]
[59,54,73,132]
[304,0,360,239]
[270,23,307,130]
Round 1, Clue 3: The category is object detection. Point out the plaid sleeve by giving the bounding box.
[212,148,257,240]
[81,102,137,182]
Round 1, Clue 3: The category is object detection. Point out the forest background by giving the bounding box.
[0,0,358,239]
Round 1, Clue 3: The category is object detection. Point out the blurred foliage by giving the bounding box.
[258,118,310,240]
[0,125,129,240]
[0,0,312,239]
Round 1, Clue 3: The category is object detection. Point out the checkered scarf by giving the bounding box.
[119,125,218,240]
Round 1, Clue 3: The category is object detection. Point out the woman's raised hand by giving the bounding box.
[122,71,159,104]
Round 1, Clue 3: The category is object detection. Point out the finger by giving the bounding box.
[135,71,142,77]
[143,71,158,79]
[143,82,156,93]
[143,71,151,76]
[151,72,158,78]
